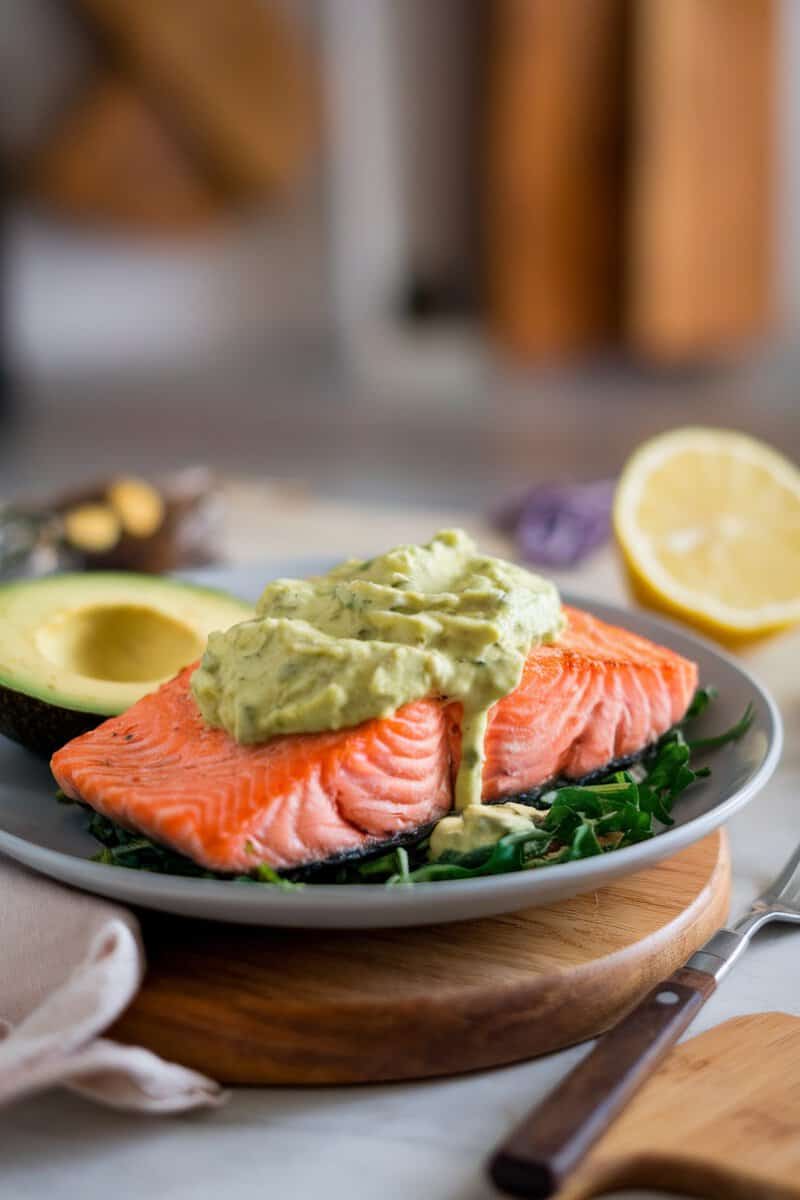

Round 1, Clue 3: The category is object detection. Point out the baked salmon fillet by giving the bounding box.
[51,607,698,873]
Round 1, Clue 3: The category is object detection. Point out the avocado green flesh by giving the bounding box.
[0,572,252,756]
[192,529,564,810]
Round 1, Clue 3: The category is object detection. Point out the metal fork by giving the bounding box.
[490,840,800,1199]
[691,841,800,979]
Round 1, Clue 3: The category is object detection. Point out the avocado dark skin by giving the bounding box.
[0,685,105,758]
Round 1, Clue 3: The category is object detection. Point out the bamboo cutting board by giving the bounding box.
[28,74,224,233]
[557,1012,800,1199]
[73,0,315,199]
[110,831,729,1084]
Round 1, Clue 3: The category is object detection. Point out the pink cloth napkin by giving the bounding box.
[0,855,227,1112]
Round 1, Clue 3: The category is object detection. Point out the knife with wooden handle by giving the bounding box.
[488,965,716,1197]
[489,871,797,1200]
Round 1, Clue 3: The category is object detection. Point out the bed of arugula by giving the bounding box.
[78,687,752,888]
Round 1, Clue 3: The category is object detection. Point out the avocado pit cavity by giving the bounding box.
[36,604,204,684]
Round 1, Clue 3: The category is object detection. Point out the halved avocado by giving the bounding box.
[0,572,253,756]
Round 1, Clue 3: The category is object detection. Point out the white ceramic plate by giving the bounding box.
[0,561,783,928]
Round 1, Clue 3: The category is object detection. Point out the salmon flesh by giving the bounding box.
[51,607,698,873]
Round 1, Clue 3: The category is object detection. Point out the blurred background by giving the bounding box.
[0,0,797,526]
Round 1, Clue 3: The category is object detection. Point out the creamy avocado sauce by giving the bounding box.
[191,529,563,810]
[429,801,547,859]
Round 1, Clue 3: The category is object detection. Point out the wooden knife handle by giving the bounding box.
[488,966,716,1198]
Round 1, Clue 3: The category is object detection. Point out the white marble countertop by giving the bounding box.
[2,502,798,1200]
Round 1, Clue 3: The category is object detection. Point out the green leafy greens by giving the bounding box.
[87,811,304,890]
[79,688,752,887]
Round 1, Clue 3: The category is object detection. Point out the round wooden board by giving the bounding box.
[111,830,730,1085]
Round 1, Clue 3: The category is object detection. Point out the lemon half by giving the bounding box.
[614,427,800,641]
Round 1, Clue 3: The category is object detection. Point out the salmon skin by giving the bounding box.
[51,607,698,875]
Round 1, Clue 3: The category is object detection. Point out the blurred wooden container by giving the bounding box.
[484,0,776,364]
[485,0,628,357]
[626,0,775,360]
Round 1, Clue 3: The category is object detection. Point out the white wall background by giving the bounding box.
[8,199,328,376]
